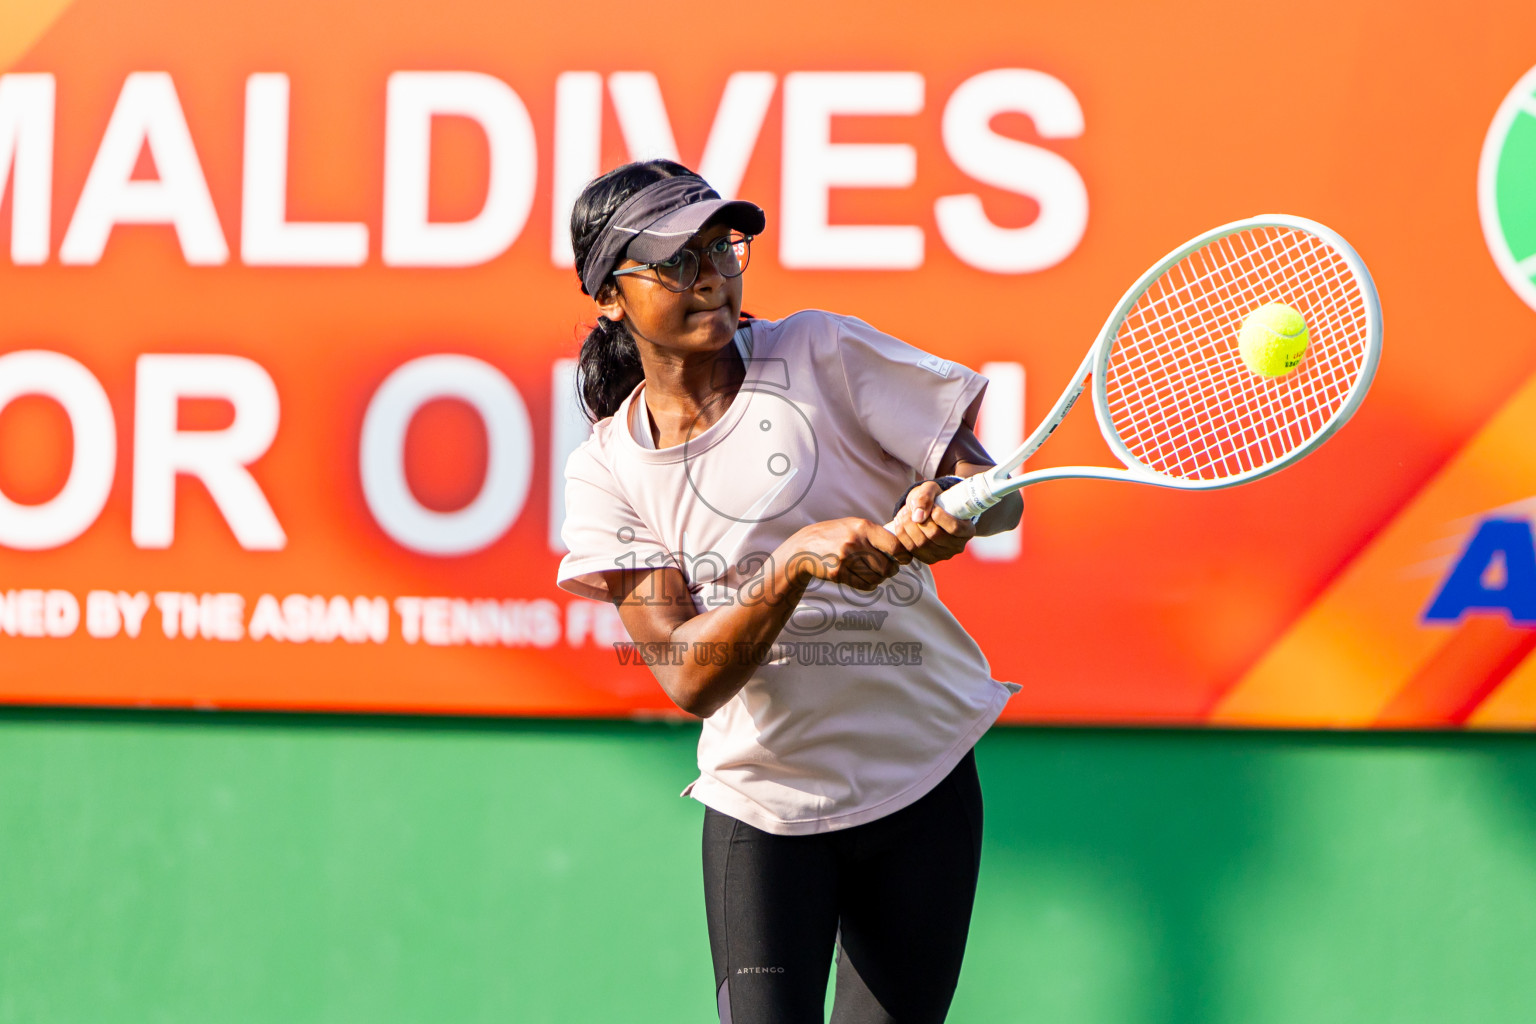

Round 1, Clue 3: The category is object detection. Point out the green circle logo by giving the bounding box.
[1481,65,1536,312]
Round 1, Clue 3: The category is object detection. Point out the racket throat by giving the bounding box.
[1004,352,1095,475]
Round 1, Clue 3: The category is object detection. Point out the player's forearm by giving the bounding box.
[975,492,1022,535]
[950,459,1022,536]
[658,539,816,718]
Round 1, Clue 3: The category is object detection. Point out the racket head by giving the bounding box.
[1089,215,1382,489]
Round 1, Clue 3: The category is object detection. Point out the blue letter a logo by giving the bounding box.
[1423,518,1536,625]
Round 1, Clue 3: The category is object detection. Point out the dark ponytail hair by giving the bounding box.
[571,158,701,422]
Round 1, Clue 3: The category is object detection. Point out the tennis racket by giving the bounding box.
[915,214,1382,523]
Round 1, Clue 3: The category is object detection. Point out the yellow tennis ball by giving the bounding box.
[1238,302,1310,377]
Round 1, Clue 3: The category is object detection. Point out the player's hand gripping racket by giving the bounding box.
[914,214,1382,524]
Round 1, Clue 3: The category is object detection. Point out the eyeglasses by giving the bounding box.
[611,233,753,292]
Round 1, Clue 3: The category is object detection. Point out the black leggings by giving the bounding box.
[702,749,983,1024]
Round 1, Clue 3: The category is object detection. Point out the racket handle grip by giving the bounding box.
[881,475,998,533]
[937,475,1001,521]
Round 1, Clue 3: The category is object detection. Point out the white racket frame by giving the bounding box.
[936,214,1383,521]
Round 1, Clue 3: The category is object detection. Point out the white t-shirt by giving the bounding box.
[557,310,1019,835]
[628,332,751,449]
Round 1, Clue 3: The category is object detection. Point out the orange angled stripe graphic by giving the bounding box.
[0,0,73,71]
[1375,618,1536,726]
[1212,371,1536,728]
[1468,634,1536,727]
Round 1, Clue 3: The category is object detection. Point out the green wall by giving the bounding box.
[2,710,1534,1023]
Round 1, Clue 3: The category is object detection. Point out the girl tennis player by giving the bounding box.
[555,159,1022,1024]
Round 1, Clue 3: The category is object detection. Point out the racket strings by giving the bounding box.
[1103,226,1368,482]
[1124,260,1354,468]
[1112,240,1362,478]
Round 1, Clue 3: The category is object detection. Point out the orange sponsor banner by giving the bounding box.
[2,0,1535,725]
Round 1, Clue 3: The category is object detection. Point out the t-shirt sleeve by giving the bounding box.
[832,315,989,479]
[555,442,676,603]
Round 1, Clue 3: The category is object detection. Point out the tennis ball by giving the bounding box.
[1238,302,1310,377]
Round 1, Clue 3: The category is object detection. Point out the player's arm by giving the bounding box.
[938,424,1023,536]
[603,520,911,718]
[891,425,1022,561]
